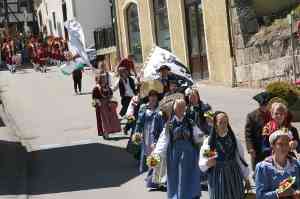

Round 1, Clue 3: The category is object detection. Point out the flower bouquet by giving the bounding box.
[203,149,218,158]
[132,133,142,145]
[127,115,136,124]
[277,176,296,194]
[204,111,214,119]
[147,154,161,168]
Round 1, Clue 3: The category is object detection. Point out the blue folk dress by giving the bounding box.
[135,104,164,188]
[255,157,300,199]
[166,116,202,199]
[199,134,249,199]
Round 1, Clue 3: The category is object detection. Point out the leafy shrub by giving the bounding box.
[266,81,300,107]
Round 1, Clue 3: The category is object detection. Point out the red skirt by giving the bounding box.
[95,101,121,135]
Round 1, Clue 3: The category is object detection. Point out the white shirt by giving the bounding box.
[123,79,135,97]
[198,137,250,179]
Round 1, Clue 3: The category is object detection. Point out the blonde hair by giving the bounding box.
[271,102,288,116]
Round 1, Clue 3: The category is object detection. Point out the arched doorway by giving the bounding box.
[126,3,143,63]
[185,0,209,79]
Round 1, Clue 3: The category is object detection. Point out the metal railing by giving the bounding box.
[94,25,115,50]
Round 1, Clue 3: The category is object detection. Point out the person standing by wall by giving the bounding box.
[245,91,272,171]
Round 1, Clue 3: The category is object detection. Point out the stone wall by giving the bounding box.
[231,0,300,88]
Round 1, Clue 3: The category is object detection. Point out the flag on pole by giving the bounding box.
[141,46,193,85]
[61,19,91,75]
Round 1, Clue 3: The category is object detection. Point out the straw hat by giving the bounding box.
[159,93,185,114]
[140,80,164,99]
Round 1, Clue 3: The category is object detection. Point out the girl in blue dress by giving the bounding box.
[199,111,250,199]
[135,90,164,189]
[154,99,205,199]
[256,129,300,199]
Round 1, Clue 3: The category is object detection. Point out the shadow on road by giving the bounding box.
[0,116,5,127]
[28,143,139,195]
[0,141,27,195]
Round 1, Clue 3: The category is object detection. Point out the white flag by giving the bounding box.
[142,46,193,85]
[61,19,91,75]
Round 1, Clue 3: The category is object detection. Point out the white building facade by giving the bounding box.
[34,0,112,47]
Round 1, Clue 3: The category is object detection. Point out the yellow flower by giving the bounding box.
[146,154,161,168]
[132,133,142,145]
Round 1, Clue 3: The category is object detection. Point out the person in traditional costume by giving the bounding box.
[124,95,140,136]
[262,101,299,159]
[133,80,165,189]
[164,75,179,97]
[118,67,137,117]
[92,73,121,139]
[154,98,205,199]
[199,111,250,199]
[134,87,161,166]
[125,95,142,159]
[118,54,137,77]
[186,88,212,135]
[256,129,300,199]
[245,91,272,171]
[157,65,172,94]
[97,60,113,88]
[3,37,16,73]
[64,19,92,94]
[36,40,48,73]
[28,36,38,67]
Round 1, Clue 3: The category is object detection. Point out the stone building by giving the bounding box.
[114,0,300,87]
[114,0,235,85]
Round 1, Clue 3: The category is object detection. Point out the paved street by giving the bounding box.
[0,65,286,199]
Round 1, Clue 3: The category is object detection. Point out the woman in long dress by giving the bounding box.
[199,111,250,199]
[154,99,205,199]
[92,73,121,139]
[256,129,300,199]
[134,90,164,189]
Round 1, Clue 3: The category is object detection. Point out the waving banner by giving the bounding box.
[60,19,90,75]
[142,46,193,85]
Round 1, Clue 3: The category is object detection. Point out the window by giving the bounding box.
[62,2,68,22]
[153,0,171,51]
[38,10,43,27]
[127,3,143,63]
[52,12,56,30]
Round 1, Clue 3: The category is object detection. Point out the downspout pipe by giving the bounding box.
[225,0,238,87]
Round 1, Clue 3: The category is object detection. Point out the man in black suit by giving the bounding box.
[245,91,272,171]
[118,67,137,117]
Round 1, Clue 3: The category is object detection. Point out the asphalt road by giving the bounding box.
[0,65,284,199]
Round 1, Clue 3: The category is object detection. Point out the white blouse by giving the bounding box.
[199,136,250,179]
[153,116,205,158]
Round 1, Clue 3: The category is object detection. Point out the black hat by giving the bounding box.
[253,91,272,106]
[157,65,171,72]
[168,75,178,85]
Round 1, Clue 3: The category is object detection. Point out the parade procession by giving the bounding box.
[57,19,300,199]
[2,0,300,199]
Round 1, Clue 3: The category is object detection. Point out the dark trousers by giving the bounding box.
[120,96,132,117]
[73,77,82,93]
